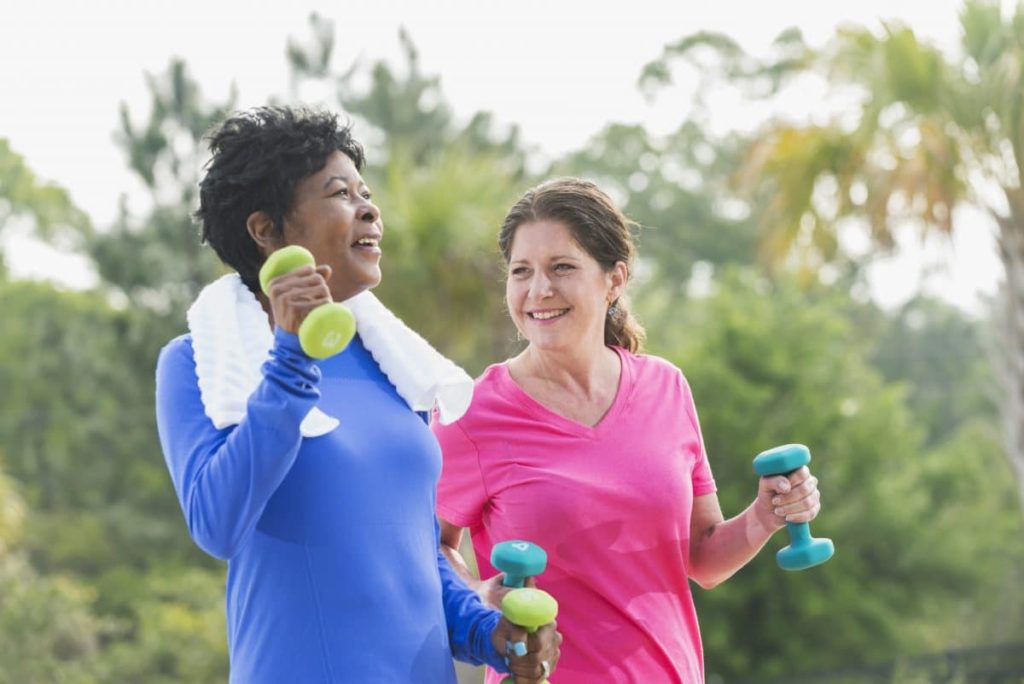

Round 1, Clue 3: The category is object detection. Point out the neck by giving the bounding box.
[515,341,618,397]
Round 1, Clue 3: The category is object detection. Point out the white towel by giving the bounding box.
[186,273,473,437]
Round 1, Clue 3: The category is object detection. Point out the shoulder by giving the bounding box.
[617,347,686,385]
[155,335,201,399]
[157,334,195,372]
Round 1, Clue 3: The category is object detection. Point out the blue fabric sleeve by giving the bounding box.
[155,328,320,560]
[436,519,510,673]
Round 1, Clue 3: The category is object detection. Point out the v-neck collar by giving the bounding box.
[497,346,634,438]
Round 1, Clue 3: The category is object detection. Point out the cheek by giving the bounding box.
[505,284,517,314]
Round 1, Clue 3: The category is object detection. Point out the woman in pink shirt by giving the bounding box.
[432,178,824,683]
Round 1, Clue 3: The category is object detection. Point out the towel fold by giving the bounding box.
[186,273,473,437]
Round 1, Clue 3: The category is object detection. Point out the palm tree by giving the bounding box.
[641,0,1024,510]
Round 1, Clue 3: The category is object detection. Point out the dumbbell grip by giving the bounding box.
[502,573,527,589]
[785,521,812,545]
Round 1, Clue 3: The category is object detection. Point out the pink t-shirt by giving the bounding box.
[433,347,717,684]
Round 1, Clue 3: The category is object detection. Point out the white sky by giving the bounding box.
[0,0,1004,313]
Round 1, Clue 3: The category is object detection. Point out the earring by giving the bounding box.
[607,303,618,318]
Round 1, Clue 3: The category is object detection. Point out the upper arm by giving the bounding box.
[440,518,465,550]
[690,492,725,549]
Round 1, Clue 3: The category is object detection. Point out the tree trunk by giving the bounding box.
[996,190,1024,513]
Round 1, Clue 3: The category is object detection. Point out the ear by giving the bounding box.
[246,211,282,258]
[607,260,628,302]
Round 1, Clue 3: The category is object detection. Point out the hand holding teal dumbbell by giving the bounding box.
[753,444,834,570]
[259,245,356,359]
[499,588,559,684]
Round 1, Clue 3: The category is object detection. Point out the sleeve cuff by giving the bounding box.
[477,609,511,673]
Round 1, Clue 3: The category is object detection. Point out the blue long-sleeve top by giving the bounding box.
[155,327,507,683]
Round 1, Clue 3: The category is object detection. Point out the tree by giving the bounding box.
[0,138,92,278]
[640,0,1024,510]
[89,59,233,315]
[651,272,1022,678]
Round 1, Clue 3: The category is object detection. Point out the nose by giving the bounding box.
[528,271,554,300]
[358,198,380,224]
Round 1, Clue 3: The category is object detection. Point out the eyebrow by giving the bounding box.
[322,175,366,190]
[509,254,581,265]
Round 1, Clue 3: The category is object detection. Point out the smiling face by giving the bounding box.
[506,220,625,353]
[280,150,383,301]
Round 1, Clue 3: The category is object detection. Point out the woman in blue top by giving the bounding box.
[155,106,560,683]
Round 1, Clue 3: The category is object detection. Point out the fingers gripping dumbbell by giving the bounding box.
[258,245,356,359]
[753,444,834,571]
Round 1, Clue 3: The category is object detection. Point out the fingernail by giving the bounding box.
[514,641,528,657]
[774,507,784,516]
[772,497,781,506]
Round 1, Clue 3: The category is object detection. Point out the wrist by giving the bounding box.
[747,500,784,544]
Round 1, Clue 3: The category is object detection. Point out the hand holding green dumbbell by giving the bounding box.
[258,245,356,359]
[753,443,834,571]
[499,588,559,684]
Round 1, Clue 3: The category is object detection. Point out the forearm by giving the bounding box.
[689,500,780,589]
[440,542,481,590]
[437,550,509,672]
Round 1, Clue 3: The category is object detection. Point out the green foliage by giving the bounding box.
[868,296,998,447]
[89,59,232,313]
[0,280,200,572]
[96,566,228,684]
[370,144,522,372]
[0,554,103,683]
[289,17,527,173]
[553,121,760,293]
[646,271,1023,678]
[0,138,92,245]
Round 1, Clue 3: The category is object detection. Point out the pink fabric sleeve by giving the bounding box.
[680,373,717,497]
[432,415,489,528]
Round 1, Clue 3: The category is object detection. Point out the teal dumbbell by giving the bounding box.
[499,588,558,684]
[491,540,548,588]
[753,444,834,571]
[258,245,356,359]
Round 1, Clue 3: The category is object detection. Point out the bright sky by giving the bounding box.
[0,0,1004,312]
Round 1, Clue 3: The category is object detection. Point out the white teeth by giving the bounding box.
[355,238,378,247]
[530,309,567,320]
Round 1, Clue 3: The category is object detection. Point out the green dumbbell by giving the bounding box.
[499,588,558,684]
[753,443,834,571]
[491,540,548,588]
[258,245,356,359]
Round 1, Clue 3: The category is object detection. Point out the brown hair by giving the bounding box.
[498,178,646,352]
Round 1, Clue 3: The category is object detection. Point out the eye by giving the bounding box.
[361,190,373,200]
[332,187,350,197]
[510,266,529,278]
[554,263,575,273]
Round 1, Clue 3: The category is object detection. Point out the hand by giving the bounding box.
[477,573,535,611]
[264,264,333,334]
[755,465,822,530]
[490,616,561,683]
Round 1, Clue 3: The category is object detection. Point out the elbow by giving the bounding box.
[185,494,245,561]
[187,514,238,561]
[688,555,728,590]
[692,575,722,591]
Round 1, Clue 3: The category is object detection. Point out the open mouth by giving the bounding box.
[528,309,569,321]
[353,236,381,250]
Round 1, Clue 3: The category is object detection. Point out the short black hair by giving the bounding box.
[195,106,366,292]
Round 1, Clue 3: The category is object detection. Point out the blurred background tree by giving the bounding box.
[1,5,1021,682]
[640,0,1024,514]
